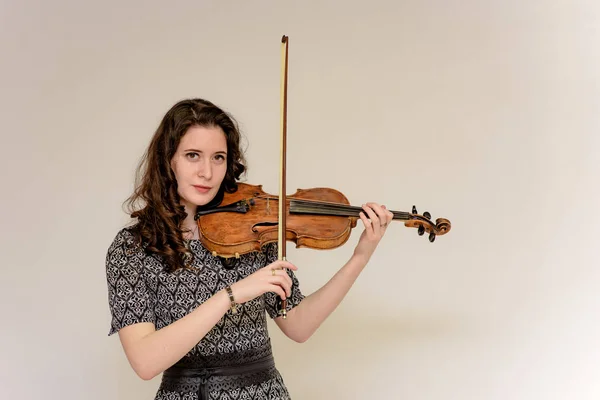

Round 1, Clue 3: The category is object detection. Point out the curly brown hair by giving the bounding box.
[124,98,247,272]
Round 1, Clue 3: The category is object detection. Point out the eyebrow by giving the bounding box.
[184,149,227,154]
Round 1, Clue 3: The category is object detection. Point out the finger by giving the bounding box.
[382,205,393,225]
[359,211,373,234]
[367,202,387,223]
[268,260,298,271]
[266,266,295,286]
[368,202,391,231]
[269,269,294,288]
[362,204,380,236]
[269,285,287,300]
[276,268,293,286]
[270,277,292,298]
[278,276,293,297]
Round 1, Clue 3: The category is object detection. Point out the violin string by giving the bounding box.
[279,198,410,220]
[292,198,411,218]
[292,198,408,218]
[292,203,411,220]
[254,195,412,219]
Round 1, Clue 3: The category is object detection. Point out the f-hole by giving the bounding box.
[251,222,278,232]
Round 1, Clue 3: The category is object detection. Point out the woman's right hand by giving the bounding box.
[230,260,297,304]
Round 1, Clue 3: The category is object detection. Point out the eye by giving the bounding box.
[214,154,226,161]
[186,152,199,160]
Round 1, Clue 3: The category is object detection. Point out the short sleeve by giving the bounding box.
[262,242,305,319]
[105,228,156,335]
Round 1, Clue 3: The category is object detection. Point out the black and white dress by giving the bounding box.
[105,227,305,400]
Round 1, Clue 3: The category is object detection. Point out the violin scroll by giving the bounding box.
[404,205,451,243]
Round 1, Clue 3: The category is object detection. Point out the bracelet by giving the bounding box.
[225,286,238,314]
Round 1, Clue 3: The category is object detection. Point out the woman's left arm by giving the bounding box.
[275,202,393,343]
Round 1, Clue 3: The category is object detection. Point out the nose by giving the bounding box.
[198,158,212,180]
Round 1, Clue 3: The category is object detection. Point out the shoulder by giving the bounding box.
[106,225,147,264]
[108,225,138,250]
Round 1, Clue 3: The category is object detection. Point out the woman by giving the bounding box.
[105,98,393,399]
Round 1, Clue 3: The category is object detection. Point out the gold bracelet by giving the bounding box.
[225,286,238,314]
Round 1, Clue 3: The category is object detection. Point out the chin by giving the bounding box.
[189,190,219,207]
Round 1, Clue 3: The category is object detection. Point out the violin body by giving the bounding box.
[195,183,358,258]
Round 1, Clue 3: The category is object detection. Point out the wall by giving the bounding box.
[1,0,599,399]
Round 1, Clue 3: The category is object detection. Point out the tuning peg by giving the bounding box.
[412,205,417,214]
[418,225,425,236]
[429,232,436,242]
[423,211,431,220]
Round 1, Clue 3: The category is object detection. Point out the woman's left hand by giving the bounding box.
[353,202,394,262]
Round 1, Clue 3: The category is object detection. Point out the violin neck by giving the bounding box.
[289,199,410,221]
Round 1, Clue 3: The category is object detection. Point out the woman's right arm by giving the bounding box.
[115,260,297,381]
[117,288,230,380]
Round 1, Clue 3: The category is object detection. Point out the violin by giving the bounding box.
[195,36,451,317]
[194,183,451,257]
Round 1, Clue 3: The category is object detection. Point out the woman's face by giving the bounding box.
[170,125,228,211]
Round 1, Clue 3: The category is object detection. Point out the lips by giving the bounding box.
[193,185,212,193]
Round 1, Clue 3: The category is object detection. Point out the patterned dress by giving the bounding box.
[105,227,305,400]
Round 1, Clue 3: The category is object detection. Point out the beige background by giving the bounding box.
[1,0,599,399]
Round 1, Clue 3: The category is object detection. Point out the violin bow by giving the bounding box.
[274,36,450,317]
[277,35,289,318]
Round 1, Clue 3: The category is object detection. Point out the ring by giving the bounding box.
[271,269,276,276]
